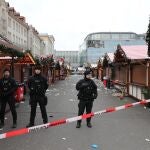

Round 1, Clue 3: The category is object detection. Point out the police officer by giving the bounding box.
[76,70,97,128]
[0,69,17,128]
[26,66,48,127]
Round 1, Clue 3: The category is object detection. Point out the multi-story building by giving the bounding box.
[7,5,28,50]
[28,26,43,56]
[39,33,55,56]
[40,40,46,56]
[0,0,54,57]
[55,50,79,68]
[0,0,8,37]
[79,32,146,65]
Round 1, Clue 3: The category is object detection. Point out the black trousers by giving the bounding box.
[78,101,93,123]
[29,95,48,125]
[0,96,17,124]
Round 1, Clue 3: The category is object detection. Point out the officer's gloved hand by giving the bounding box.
[30,88,36,94]
[0,92,6,97]
[92,92,98,99]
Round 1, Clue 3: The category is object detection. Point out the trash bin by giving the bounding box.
[142,88,150,107]
[103,76,107,88]
[14,83,25,103]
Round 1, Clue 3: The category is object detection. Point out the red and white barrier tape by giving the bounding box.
[0,99,150,140]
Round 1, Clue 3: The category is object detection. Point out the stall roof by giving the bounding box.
[16,53,35,65]
[0,53,35,65]
[121,45,148,60]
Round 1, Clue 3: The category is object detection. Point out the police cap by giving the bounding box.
[3,68,10,73]
[34,65,42,70]
[84,70,92,76]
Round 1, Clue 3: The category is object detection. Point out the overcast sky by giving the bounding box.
[7,0,150,50]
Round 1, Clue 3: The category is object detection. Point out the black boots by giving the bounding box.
[0,122,4,128]
[76,122,81,128]
[76,121,92,128]
[87,122,92,128]
[12,122,17,128]
[0,122,17,129]
[26,123,34,128]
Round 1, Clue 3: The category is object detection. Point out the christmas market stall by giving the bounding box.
[101,53,114,88]
[34,55,54,84]
[113,44,149,100]
[0,35,24,79]
[15,52,36,83]
[97,58,103,81]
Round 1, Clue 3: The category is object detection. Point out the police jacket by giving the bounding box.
[28,74,48,96]
[0,77,17,98]
[76,78,97,101]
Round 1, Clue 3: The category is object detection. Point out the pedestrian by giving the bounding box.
[0,68,17,128]
[76,70,98,128]
[26,65,49,127]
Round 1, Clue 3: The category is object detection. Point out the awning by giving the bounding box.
[0,53,35,65]
[15,53,35,65]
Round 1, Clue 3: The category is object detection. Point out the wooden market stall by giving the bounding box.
[97,58,103,81]
[15,52,36,83]
[102,52,114,80]
[0,35,24,78]
[113,44,149,100]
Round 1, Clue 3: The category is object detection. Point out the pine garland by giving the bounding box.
[34,55,54,66]
[0,44,24,57]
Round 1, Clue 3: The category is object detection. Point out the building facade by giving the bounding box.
[7,6,28,50]
[28,26,43,56]
[0,0,7,36]
[0,0,54,57]
[39,34,55,56]
[79,32,146,65]
[55,50,79,68]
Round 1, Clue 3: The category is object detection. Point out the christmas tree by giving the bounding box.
[146,17,150,57]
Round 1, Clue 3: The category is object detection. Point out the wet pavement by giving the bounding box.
[1,75,150,150]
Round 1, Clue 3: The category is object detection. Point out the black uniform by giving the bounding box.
[0,77,17,126]
[76,77,97,125]
[28,74,48,126]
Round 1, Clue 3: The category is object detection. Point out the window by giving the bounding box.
[8,17,11,27]
[2,8,5,16]
[24,29,27,37]
[120,34,130,39]
[111,34,119,39]
[19,38,20,44]
[13,21,15,30]
[21,39,23,45]
[13,34,15,43]
[24,40,27,46]
[101,34,110,39]
[21,27,23,35]
[8,32,11,40]
[16,36,18,44]
[18,25,20,33]
[16,23,18,32]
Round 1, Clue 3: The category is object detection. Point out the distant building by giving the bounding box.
[28,26,43,56]
[0,0,8,37]
[79,32,146,65]
[55,50,79,68]
[39,34,55,55]
[0,0,55,56]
